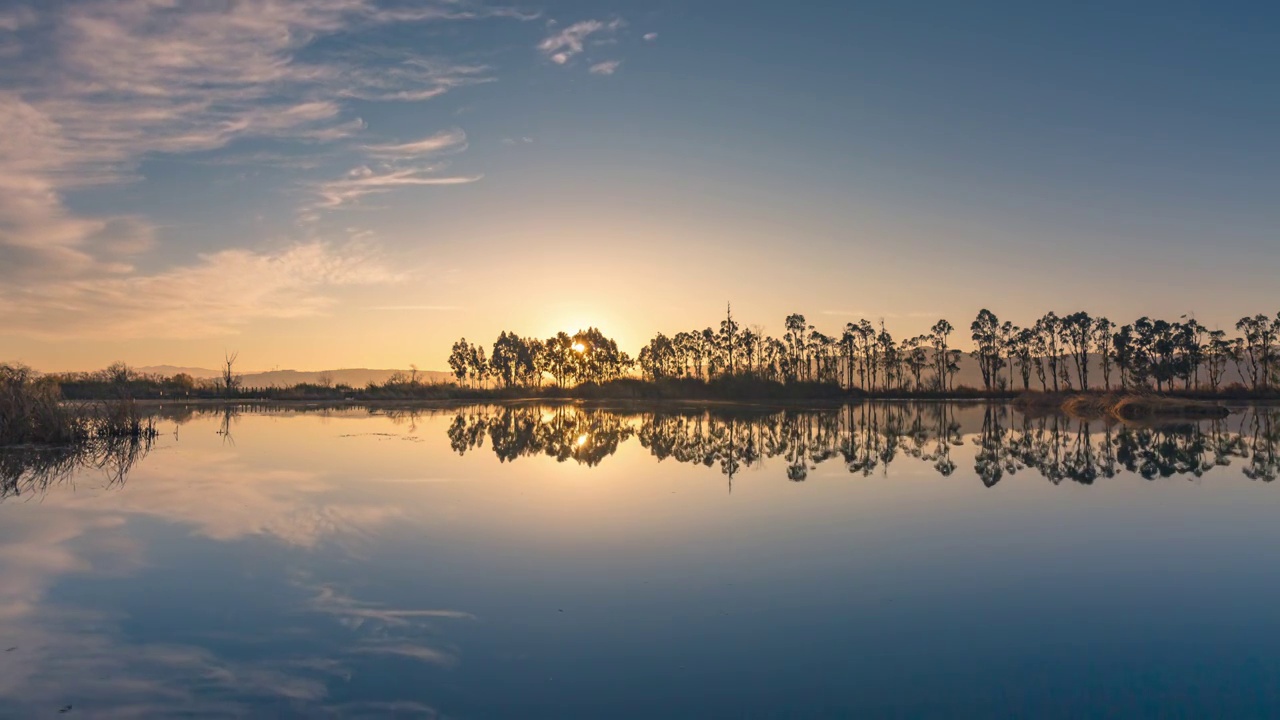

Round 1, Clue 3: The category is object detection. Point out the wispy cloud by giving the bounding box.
[0,1,524,337]
[363,128,468,159]
[0,6,36,33]
[368,305,462,311]
[589,60,622,76]
[643,32,658,41]
[538,18,624,65]
[1,242,402,340]
[313,165,481,210]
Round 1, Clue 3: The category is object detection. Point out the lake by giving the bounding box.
[2,402,1279,718]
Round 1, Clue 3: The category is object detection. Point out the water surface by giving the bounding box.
[2,402,1279,718]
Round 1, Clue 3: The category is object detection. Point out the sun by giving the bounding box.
[572,342,586,353]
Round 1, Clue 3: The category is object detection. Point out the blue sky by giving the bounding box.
[0,0,1276,370]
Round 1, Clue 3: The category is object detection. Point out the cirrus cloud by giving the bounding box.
[0,0,527,341]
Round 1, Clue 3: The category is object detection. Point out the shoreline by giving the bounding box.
[111,392,1274,414]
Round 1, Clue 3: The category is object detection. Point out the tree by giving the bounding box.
[1038,313,1062,393]
[1093,317,1115,390]
[718,303,740,376]
[783,314,807,382]
[1236,314,1278,390]
[490,331,523,388]
[1205,329,1231,391]
[904,336,929,390]
[1010,327,1035,390]
[1112,325,1134,390]
[930,319,953,390]
[448,339,470,385]
[468,344,488,388]
[544,332,575,387]
[221,351,241,398]
[969,309,1002,391]
[1062,311,1093,390]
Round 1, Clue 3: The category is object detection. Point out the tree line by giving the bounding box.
[452,307,1280,394]
[448,327,632,388]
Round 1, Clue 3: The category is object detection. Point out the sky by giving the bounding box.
[0,0,1276,372]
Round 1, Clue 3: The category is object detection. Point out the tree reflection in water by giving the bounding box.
[3,404,1275,497]
[448,406,634,467]
[446,403,1280,487]
[1,436,153,500]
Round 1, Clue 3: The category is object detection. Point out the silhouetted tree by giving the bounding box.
[220,352,240,398]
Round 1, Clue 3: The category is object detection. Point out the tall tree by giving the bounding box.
[1093,317,1115,390]
[969,309,1001,391]
[1063,311,1093,390]
[930,319,953,391]
[718,303,740,376]
[448,339,470,385]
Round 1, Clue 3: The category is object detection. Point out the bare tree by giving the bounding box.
[221,351,241,398]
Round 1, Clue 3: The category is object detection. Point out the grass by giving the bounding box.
[1,364,157,446]
[1017,390,1230,421]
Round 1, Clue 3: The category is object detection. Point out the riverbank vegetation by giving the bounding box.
[1016,391,1230,421]
[1,364,157,446]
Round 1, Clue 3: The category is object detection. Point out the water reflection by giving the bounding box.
[1,436,152,500]
[3,404,1277,495]
[445,403,1280,486]
[3,403,1280,717]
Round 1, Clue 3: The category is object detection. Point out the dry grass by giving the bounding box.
[1030,391,1232,421]
[1,364,156,445]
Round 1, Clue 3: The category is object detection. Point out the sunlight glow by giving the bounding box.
[575,433,589,447]
[572,342,586,353]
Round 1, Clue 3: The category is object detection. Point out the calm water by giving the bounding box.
[2,402,1280,718]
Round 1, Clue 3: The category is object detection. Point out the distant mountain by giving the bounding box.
[134,365,224,379]
[134,366,453,387]
[238,368,454,388]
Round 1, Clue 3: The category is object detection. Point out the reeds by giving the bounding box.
[0,364,157,446]
[1031,390,1232,421]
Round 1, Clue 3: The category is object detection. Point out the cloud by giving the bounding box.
[589,60,622,76]
[538,18,624,65]
[0,6,36,33]
[0,1,522,335]
[368,305,462,311]
[643,32,658,41]
[313,165,481,210]
[363,128,468,159]
[1,242,402,340]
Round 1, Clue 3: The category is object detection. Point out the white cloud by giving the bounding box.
[363,128,468,158]
[538,18,624,65]
[643,32,658,41]
[313,165,481,210]
[0,1,525,338]
[1,242,402,340]
[589,60,622,76]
